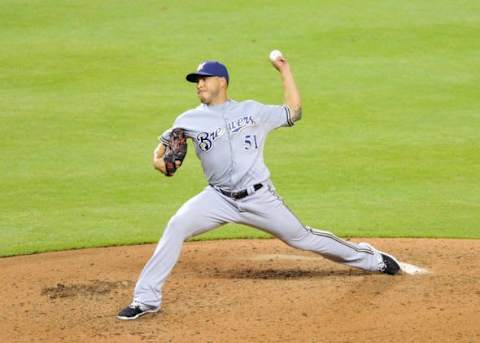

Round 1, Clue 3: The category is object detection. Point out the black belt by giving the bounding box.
[213,183,263,200]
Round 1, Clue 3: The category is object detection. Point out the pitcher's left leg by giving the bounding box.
[238,186,395,273]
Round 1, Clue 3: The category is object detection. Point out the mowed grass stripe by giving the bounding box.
[1,1,479,256]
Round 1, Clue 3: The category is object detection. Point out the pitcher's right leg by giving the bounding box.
[118,187,241,320]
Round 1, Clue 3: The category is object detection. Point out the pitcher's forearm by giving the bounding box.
[271,53,302,122]
[153,158,167,173]
[281,67,302,122]
[153,144,167,174]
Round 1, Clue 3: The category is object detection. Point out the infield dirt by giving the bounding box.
[0,239,478,342]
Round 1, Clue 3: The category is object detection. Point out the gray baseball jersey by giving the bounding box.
[130,99,390,310]
[160,99,293,191]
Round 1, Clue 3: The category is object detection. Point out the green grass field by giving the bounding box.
[1,1,479,257]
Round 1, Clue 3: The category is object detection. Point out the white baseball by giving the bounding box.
[269,49,283,62]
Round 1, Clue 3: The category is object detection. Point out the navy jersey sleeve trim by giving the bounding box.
[158,131,170,146]
[159,127,174,146]
[284,105,295,127]
[159,135,170,146]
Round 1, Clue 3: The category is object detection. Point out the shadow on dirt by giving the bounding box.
[222,268,368,279]
[41,280,134,299]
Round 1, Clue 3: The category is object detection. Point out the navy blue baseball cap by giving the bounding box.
[186,61,229,84]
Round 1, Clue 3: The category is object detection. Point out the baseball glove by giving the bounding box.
[163,128,187,177]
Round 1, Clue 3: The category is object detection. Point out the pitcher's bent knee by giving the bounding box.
[278,227,312,251]
[163,215,197,240]
[283,237,312,251]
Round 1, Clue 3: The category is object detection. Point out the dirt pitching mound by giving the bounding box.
[0,239,479,342]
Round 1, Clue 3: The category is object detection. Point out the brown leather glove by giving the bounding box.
[163,128,187,176]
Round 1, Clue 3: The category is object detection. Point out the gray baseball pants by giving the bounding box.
[133,181,383,308]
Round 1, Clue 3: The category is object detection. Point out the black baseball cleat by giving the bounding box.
[117,301,160,320]
[380,253,401,275]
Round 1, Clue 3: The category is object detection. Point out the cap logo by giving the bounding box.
[197,62,206,71]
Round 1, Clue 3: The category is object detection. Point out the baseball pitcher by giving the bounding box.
[117,54,401,320]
